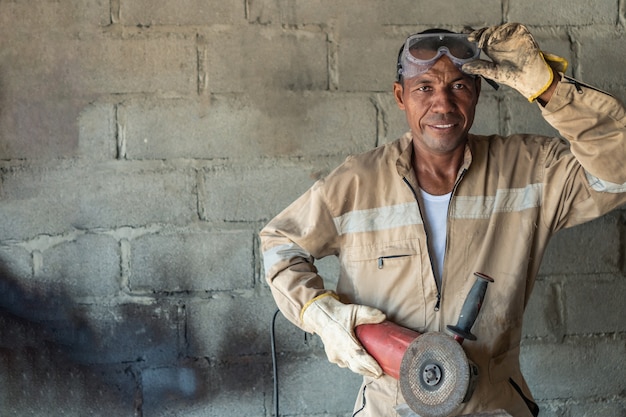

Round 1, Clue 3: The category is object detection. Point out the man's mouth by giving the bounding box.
[432,123,456,129]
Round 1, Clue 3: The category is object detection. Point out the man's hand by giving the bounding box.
[301,294,386,378]
[462,23,563,102]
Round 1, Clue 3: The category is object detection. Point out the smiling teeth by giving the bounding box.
[435,124,454,128]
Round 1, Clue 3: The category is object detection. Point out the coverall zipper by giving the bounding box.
[440,168,468,312]
[402,177,442,311]
[402,168,467,312]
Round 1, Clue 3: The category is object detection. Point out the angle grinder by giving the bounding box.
[355,272,494,417]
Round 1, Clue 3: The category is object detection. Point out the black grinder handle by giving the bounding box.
[446,272,494,343]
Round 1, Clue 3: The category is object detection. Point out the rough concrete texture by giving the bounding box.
[0,1,624,416]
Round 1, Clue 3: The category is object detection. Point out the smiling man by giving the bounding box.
[260,23,626,416]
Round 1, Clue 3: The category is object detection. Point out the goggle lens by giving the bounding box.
[400,33,480,79]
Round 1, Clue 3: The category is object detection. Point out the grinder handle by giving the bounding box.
[446,272,494,343]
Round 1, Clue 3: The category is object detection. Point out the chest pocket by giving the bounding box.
[338,239,428,326]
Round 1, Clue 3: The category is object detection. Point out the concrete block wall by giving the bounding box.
[0,1,624,416]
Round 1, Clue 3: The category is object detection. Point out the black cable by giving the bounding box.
[271,308,281,416]
[352,384,367,416]
[272,308,365,417]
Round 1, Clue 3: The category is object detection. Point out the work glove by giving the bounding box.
[301,293,386,378]
[462,23,567,102]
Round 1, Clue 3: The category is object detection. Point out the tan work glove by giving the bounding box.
[462,23,567,102]
[301,293,386,378]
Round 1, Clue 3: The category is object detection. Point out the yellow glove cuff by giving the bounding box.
[300,292,340,321]
[543,52,569,73]
[528,52,569,102]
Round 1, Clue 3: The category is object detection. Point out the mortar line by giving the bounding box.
[370,95,385,148]
[196,34,209,96]
[501,0,509,22]
[115,104,127,160]
[195,169,207,221]
[110,0,120,25]
[326,21,339,91]
[119,239,132,293]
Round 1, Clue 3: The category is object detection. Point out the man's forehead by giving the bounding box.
[406,56,472,83]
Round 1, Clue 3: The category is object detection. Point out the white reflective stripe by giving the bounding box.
[585,171,626,193]
[332,202,422,236]
[263,243,312,276]
[451,183,543,219]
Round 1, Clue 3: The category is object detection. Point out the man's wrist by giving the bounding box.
[537,72,561,106]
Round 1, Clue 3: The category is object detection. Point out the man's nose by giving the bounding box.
[431,88,456,113]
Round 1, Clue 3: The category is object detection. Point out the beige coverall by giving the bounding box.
[260,76,626,416]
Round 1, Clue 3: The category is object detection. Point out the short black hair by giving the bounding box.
[396,28,459,83]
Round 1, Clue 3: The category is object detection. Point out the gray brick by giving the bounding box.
[186,296,278,358]
[201,162,337,222]
[78,103,117,160]
[375,0,501,26]
[122,93,376,160]
[339,30,401,92]
[249,0,500,26]
[39,234,120,298]
[539,213,622,275]
[0,0,109,34]
[314,254,341,289]
[0,313,50,350]
[504,93,561,137]
[74,165,198,230]
[531,31,574,70]
[563,274,626,334]
[120,0,244,25]
[0,96,86,160]
[472,92,502,136]
[270,307,324,354]
[570,400,626,417]
[0,245,32,280]
[508,0,617,25]
[69,302,181,365]
[0,263,77,327]
[4,35,195,98]
[201,27,328,93]
[578,29,626,89]
[375,92,410,145]
[1,164,197,240]
[130,229,254,292]
[522,280,562,340]
[0,346,136,417]
[521,339,626,399]
[276,354,362,415]
[143,363,267,417]
[533,401,568,417]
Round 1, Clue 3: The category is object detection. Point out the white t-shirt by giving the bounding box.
[419,190,452,286]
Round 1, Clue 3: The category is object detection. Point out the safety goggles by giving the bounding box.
[398,33,480,79]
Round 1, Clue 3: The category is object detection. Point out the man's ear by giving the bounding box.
[393,82,405,110]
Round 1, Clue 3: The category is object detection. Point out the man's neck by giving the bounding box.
[412,145,465,196]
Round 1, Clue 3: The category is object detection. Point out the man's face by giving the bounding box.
[394,56,481,156]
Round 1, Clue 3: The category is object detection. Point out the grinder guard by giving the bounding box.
[400,332,477,417]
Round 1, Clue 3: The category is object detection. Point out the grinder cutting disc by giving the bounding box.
[399,332,470,417]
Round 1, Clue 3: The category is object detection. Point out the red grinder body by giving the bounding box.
[355,320,420,379]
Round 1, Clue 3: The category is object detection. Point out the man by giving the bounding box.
[260,23,626,416]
